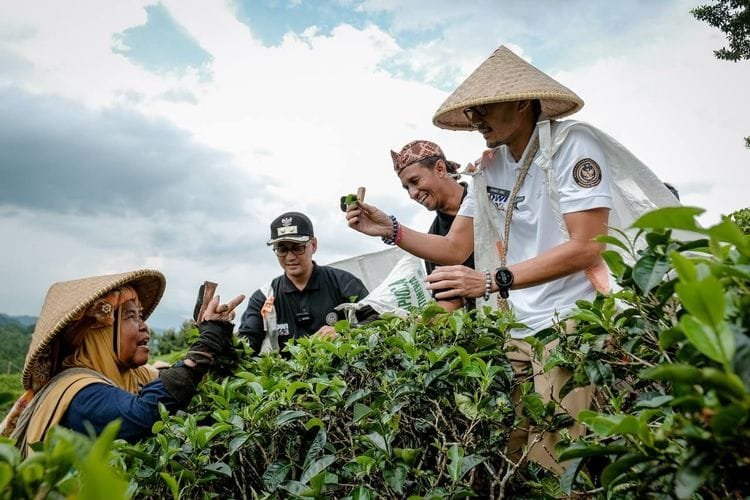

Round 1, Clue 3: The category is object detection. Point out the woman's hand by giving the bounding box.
[202,294,245,323]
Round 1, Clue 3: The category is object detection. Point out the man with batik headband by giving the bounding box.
[391,140,475,311]
[0,269,244,456]
[239,211,378,355]
[346,46,678,472]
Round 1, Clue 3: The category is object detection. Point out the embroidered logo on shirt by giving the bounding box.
[573,158,602,188]
[277,323,290,337]
[486,186,524,212]
[325,311,338,326]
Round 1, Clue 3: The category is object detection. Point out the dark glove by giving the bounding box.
[159,320,234,404]
[160,361,205,405]
[186,320,234,365]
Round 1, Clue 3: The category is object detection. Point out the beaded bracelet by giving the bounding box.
[483,270,492,301]
[382,215,400,245]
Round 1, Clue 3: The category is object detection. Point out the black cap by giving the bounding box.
[267,211,314,245]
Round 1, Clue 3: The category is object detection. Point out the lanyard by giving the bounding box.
[497,136,540,310]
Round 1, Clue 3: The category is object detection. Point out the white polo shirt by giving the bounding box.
[458,124,613,337]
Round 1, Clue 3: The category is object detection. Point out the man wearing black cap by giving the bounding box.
[238,211,376,354]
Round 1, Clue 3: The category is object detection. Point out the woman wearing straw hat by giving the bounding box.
[0,269,244,456]
[346,46,678,473]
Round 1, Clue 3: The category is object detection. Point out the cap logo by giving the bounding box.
[277,226,298,236]
[281,217,293,226]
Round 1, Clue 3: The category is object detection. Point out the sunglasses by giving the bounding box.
[462,104,488,122]
[273,241,310,256]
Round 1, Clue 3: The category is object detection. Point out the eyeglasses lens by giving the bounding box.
[274,243,307,256]
[462,105,487,122]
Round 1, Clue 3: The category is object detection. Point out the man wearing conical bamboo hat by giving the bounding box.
[345,45,678,473]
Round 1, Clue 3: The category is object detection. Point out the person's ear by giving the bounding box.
[435,159,447,177]
[310,238,318,254]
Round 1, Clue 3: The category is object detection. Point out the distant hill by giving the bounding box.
[0,313,37,328]
[0,315,35,374]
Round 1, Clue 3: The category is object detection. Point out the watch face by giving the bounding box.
[495,267,514,287]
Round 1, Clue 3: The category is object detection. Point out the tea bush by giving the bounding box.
[116,308,560,498]
[553,207,750,498]
[0,422,129,500]
[1,205,748,499]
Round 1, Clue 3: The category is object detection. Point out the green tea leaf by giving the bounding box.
[447,444,463,482]
[459,454,486,480]
[680,316,732,365]
[601,454,652,488]
[275,410,307,427]
[669,251,697,282]
[557,441,628,460]
[353,403,371,423]
[595,234,630,251]
[454,393,480,420]
[159,472,180,500]
[300,455,336,484]
[384,465,407,494]
[641,363,701,384]
[262,462,292,492]
[708,218,750,257]
[394,447,420,466]
[631,206,705,232]
[365,432,388,454]
[675,277,725,329]
[204,462,232,477]
[345,388,371,408]
[305,428,327,467]
[601,250,627,278]
[632,254,670,294]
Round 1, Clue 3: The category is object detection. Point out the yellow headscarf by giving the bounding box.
[7,286,158,455]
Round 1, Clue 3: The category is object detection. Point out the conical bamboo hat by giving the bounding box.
[433,46,584,130]
[22,269,165,390]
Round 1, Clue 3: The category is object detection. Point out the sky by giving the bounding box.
[1,0,748,329]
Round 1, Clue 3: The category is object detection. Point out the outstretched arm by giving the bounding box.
[345,202,474,265]
[427,208,609,299]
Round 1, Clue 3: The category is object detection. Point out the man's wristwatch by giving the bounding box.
[494,267,514,299]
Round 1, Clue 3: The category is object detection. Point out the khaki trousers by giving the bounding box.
[505,324,593,475]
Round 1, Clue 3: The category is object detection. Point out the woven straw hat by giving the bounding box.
[433,46,584,130]
[22,269,166,390]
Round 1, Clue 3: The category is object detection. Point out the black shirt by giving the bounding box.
[426,183,475,308]
[238,263,376,353]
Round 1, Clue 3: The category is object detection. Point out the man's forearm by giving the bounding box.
[508,238,605,290]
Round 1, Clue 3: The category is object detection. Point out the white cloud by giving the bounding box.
[0,0,747,327]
